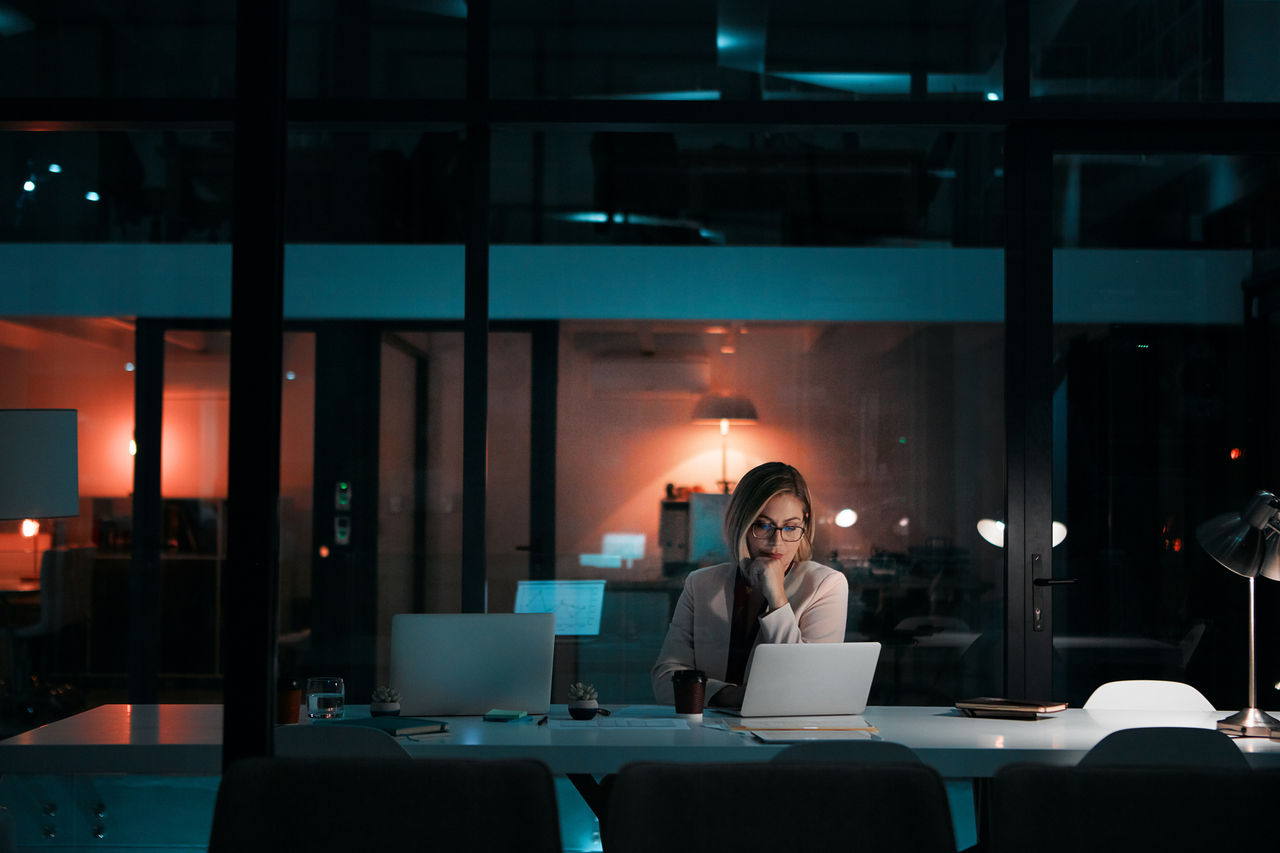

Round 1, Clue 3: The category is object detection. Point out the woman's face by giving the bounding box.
[745,492,807,565]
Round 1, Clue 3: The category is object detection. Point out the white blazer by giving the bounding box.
[650,560,849,705]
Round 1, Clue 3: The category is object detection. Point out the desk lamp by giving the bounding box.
[1195,489,1280,737]
[692,393,758,493]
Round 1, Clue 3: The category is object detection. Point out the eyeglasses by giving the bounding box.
[750,521,806,542]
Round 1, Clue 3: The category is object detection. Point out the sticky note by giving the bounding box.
[483,709,528,722]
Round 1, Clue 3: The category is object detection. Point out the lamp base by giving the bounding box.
[1217,707,1280,737]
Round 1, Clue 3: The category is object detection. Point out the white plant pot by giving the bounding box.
[370,701,401,716]
[568,699,599,720]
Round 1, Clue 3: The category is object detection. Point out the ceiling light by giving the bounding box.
[692,393,759,493]
[976,518,1068,547]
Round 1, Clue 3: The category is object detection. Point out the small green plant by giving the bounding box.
[371,685,400,703]
[568,682,597,702]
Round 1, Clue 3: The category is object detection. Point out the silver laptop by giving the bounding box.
[389,613,555,716]
[725,642,882,717]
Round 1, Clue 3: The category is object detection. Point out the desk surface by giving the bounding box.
[4,703,1280,777]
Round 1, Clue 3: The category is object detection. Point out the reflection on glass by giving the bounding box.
[1050,150,1274,707]
[519,319,1006,705]
[493,129,1003,247]
[1033,1,1280,102]
[492,2,1003,102]
[1,132,233,244]
[0,4,234,98]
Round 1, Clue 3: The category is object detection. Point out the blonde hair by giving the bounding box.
[722,462,814,563]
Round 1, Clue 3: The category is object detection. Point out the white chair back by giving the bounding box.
[1082,679,1214,711]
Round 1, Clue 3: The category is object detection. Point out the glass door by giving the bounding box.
[1048,149,1278,709]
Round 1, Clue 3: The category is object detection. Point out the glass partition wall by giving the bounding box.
[2,0,1279,758]
[483,125,1007,704]
[1049,149,1280,709]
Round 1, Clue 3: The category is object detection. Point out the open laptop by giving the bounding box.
[720,641,882,717]
[389,613,555,716]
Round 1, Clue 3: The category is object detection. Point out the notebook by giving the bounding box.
[390,613,556,716]
[720,641,882,718]
[955,697,1068,720]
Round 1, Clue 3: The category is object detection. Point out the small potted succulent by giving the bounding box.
[567,682,599,720]
[370,685,401,716]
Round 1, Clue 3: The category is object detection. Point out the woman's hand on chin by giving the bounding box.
[741,556,789,611]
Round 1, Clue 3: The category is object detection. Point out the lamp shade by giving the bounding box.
[691,393,758,425]
[1260,534,1280,582]
[0,409,80,520]
[1195,488,1280,736]
[1194,490,1279,579]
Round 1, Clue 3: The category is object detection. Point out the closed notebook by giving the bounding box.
[325,715,448,736]
[955,697,1067,719]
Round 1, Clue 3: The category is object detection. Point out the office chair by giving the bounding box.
[1082,680,1214,711]
[1079,726,1249,769]
[989,764,1276,853]
[208,757,561,852]
[606,760,955,853]
[8,547,94,711]
[274,723,411,758]
[771,738,922,764]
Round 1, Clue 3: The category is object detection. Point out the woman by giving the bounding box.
[650,461,849,707]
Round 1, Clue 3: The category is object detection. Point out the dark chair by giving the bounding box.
[208,757,562,852]
[274,723,411,758]
[989,764,1279,853]
[605,761,956,853]
[10,547,94,687]
[1079,726,1249,769]
[770,738,982,851]
[771,738,922,764]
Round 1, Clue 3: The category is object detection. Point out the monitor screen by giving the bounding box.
[514,579,606,636]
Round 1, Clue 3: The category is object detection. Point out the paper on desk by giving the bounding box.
[550,718,690,730]
[613,704,683,717]
[723,715,877,733]
[751,729,876,743]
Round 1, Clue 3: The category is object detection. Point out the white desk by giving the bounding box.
[0,703,224,775]
[4,703,1280,777]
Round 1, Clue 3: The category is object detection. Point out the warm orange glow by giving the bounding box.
[704,326,729,335]
[161,394,230,497]
[719,418,729,436]
[1230,447,1243,460]
[20,519,39,538]
[720,345,736,354]
[1173,538,1182,552]
[318,545,330,558]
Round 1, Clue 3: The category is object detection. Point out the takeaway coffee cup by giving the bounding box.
[672,669,707,718]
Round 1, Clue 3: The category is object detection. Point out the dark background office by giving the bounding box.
[1,0,1279,762]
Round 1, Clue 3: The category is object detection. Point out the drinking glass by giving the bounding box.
[306,676,345,719]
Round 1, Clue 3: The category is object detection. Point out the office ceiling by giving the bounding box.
[3,1,1278,250]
